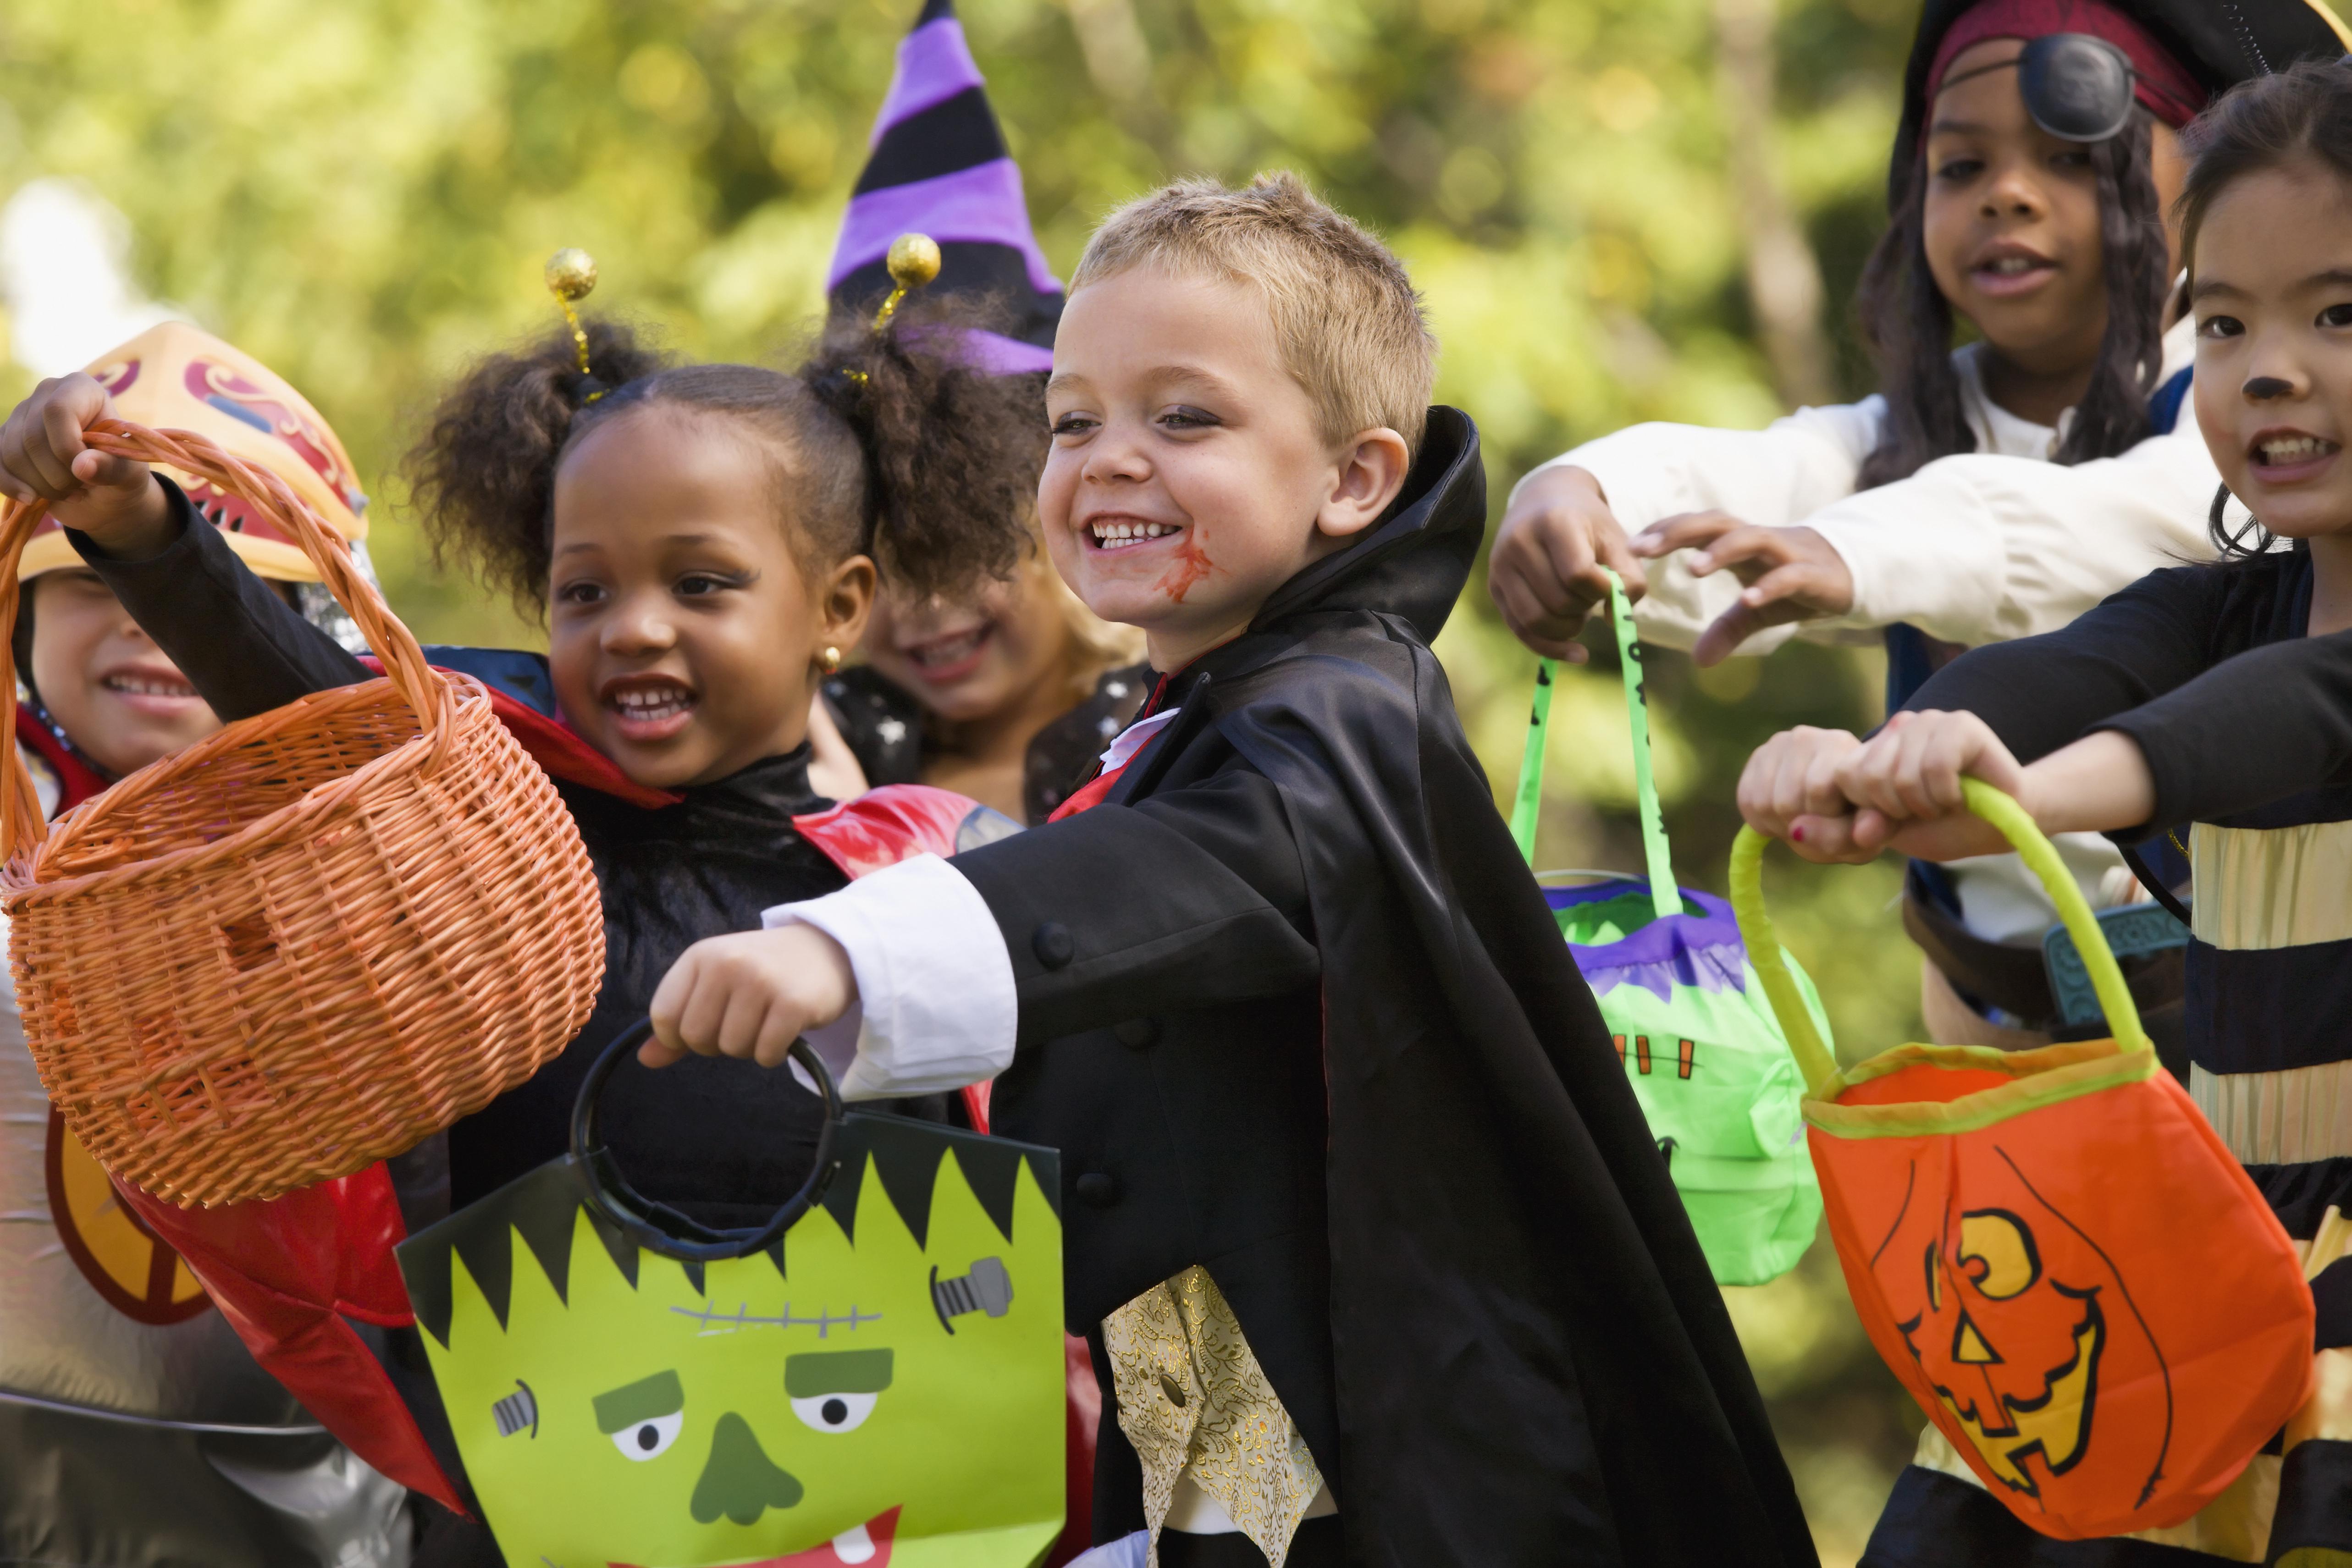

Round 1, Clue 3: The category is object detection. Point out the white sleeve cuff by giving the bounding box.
[762,854,1017,1102]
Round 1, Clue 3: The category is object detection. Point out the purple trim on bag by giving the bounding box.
[1548,880,1750,1000]
[873,17,987,142]
[828,161,1062,295]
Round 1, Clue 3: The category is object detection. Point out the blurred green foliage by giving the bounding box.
[0,0,1933,1556]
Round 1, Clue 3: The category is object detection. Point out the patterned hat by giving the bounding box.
[19,320,369,582]
[1891,0,2352,194]
[827,0,1062,372]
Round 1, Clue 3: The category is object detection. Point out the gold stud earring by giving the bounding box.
[818,646,844,674]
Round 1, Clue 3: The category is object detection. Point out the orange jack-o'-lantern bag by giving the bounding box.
[1730,780,2313,1540]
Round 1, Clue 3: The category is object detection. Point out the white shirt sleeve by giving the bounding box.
[1803,421,2220,646]
[1507,398,1884,656]
[762,853,1016,1102]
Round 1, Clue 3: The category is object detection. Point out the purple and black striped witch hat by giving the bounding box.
[827,0,1061,374]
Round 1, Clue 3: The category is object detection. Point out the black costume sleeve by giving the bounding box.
[66,476,368,720]
[2090,630,2352,827]
[945,767,1319,1045]
[1905,563,2352,829]
[1899,565,2221,762]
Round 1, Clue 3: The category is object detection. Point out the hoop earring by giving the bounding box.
[818,646,843,674]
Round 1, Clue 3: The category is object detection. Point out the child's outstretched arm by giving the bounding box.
[1664,430,2216,663]
[644,768,1321,1096]
[1747,710,2155,865]
[0,375,366,718]
[1745,563,2352,860]
[1491,407,1876,660]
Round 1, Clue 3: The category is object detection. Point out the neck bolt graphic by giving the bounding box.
[930,1256,1013,1334]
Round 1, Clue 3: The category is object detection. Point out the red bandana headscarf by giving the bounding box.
[1926,0,2207,130]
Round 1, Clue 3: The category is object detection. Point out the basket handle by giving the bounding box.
[569,1019,844,1263]
[0,419,447,865]
[1508,569,1679,916]
[1728,777,2150,1096]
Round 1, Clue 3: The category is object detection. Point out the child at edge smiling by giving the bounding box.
[639,173,1819,1568]
[1741,59,2352,1564]
[0,302,1042,1562]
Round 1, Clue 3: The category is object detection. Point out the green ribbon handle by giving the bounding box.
[1607,571,1681,919]
[1508,658,1557,863]
[1729,777,2152,1099]
[1507,571,1680,919]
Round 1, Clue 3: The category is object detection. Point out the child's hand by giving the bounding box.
[1737,725,1872,862]
[1632,516,1853,668]
[0,375,174,556]
[642,925,859,1071]
[1829,710,2023,862]
[1487,465,1646,662]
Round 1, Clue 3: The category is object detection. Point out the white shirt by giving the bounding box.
[1511,320,2208,945]
[1515,316,2210,658]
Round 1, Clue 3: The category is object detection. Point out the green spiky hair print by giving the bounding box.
[395,1113,1067,1568]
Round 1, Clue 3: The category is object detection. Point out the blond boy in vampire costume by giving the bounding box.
[646,177,1816,1568]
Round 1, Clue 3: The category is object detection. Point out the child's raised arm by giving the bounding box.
[0,377,367,721]
[0,374,176,556]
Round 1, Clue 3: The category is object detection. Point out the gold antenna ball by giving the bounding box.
[886,233,942,291]
[544,248,599,303]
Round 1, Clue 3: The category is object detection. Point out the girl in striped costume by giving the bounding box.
[1739,56,2352,1566]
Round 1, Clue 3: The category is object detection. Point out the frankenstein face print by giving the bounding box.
[398,1119,1066,1568]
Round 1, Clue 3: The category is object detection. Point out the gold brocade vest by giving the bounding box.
[1101,1265,1324,1568]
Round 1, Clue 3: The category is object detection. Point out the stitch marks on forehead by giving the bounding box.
[671,1302,885,1338]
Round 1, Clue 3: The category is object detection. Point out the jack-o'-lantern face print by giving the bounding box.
[1880,1154,2171,1516]
[1904,1209,2102,1491]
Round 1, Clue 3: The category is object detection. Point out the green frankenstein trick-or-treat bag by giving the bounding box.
[395,1025,1066,1568]
[1509,573,1827,1286]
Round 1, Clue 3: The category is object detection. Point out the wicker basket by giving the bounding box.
[0,420,605,1207]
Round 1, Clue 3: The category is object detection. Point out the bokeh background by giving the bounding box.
[0,0,1934,1557]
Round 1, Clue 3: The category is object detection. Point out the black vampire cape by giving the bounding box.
[949,408,1815,1566]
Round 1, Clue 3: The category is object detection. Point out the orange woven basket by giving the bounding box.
[0,420,605,1207]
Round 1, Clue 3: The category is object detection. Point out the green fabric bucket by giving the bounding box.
[1512,573,1826,1285]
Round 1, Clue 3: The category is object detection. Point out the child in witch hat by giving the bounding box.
[819,0,1150,825]
[1491,0,2346,1055]
[0,321,411,1567]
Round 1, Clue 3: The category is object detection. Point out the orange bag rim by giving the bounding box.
[1728,779,2155,1139]
[1802,1034,2159,1139]
[3,673,495,905]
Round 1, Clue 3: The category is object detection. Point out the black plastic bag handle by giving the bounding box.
[569,1018,843,1262]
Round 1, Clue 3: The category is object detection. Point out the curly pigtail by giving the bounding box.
[403,317,672,614]
[800,294,1045,602]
